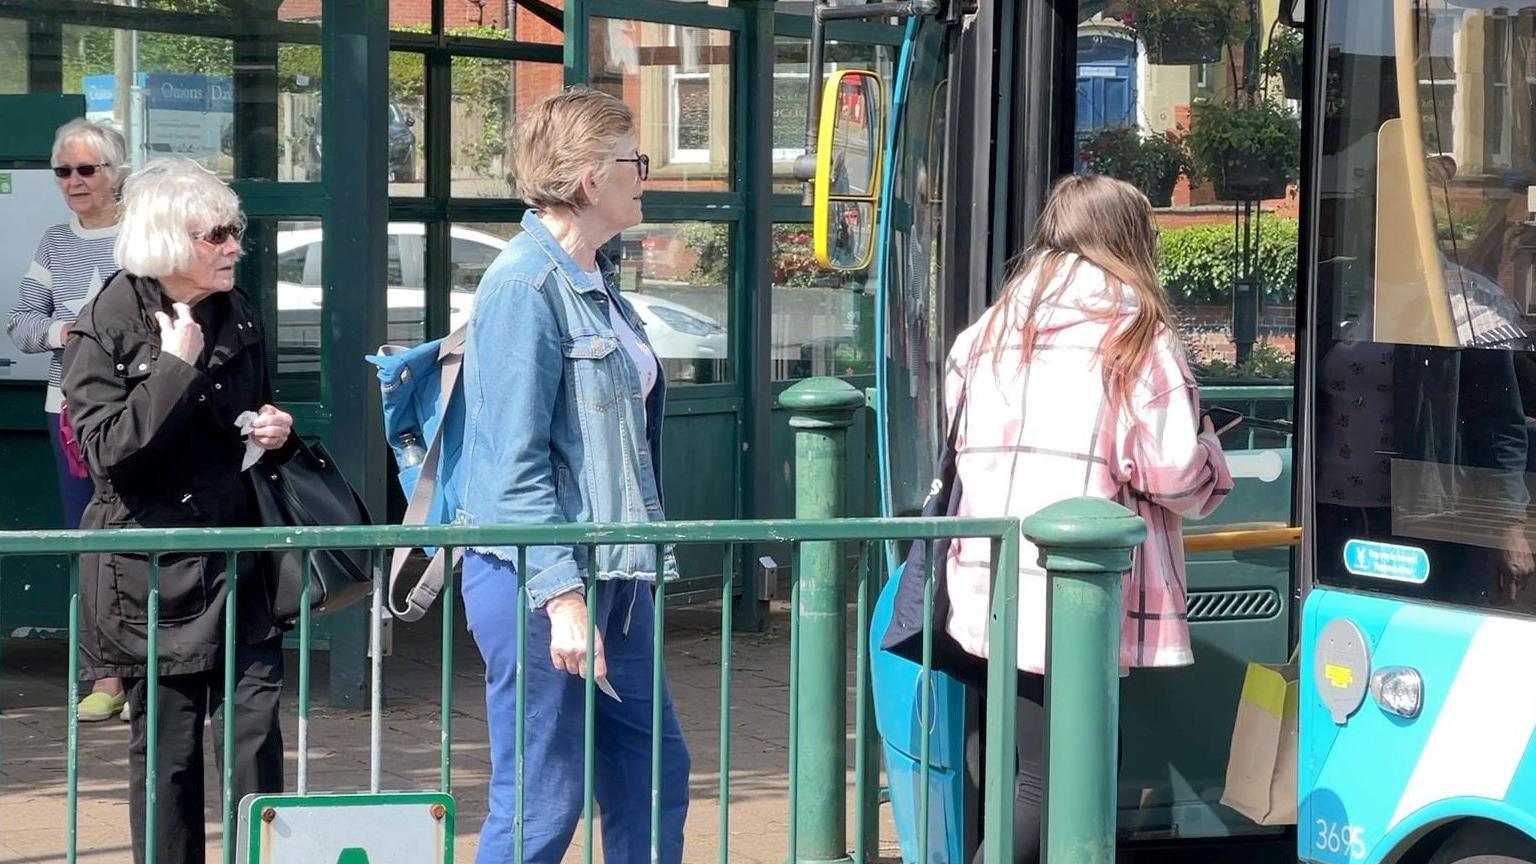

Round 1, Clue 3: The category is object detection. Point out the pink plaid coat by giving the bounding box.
[943,256,1231,674]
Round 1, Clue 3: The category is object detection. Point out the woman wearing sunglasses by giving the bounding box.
[6,118,131,723]
[61,157,294,864]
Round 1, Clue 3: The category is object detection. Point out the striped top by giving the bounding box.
[6,218,119,413]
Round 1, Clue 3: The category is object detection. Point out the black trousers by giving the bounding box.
[967,673,1047,864]
[967,674,1123,864]
[125,636,285,864]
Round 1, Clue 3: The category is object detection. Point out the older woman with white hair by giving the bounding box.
[6,118,129,722]
[61,156,293,864]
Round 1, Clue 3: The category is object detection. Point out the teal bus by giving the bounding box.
[805,0,1536,861]
[1298,1,1536,862]
[805,1,1301,861]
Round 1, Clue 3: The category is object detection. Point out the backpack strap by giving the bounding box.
[388,325,467,622]
[388,272,580,621]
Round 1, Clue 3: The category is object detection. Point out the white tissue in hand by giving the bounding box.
[234,410,264,472]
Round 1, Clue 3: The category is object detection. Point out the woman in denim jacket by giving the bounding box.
[457,87,689,864]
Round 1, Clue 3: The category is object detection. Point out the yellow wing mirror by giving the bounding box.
[812,69,885,271]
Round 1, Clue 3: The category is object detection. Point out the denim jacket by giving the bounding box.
[459,211,677,607]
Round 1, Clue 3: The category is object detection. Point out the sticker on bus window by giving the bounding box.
[1342,539,1430,584]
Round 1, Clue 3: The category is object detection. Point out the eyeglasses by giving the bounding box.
[52,163,110,179]
[615,154,650,181]
[196,223,246,245]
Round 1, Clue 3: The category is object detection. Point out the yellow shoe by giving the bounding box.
[77,691,127,723]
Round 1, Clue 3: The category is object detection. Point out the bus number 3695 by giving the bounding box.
[1315,819,1367,860]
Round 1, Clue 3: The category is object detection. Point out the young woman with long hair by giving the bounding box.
[946,174,1233,863]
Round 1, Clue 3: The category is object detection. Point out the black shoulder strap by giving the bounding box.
[944,384,968,452]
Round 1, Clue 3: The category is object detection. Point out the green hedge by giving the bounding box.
[681,218,1301,304]
[1158,217,1298,306]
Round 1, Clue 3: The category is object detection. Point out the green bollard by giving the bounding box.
[1022,497,1147,864]
[780,377,865,864]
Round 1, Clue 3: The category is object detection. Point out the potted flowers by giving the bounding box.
[1261,24,1304,99]
[1115,0,1243,65]
[1079,126,1191,207]
[1187,99,1300,200]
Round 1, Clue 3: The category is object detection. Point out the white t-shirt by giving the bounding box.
[586,270,658,413]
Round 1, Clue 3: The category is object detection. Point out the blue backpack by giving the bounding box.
[365,326,466,622]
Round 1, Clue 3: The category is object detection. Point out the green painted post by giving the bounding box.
[780,378,865,864]
[1021,498,1146,864]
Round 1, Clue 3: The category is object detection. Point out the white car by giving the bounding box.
[275,223,729,379]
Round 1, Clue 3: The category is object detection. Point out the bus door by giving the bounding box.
[876,0,1309,855]
[1299,1,1536,862]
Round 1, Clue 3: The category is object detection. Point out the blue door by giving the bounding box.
[1075,33,1137,169]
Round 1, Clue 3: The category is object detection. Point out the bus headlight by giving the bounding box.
[1368,666,1423,719]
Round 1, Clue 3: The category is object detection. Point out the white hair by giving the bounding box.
[52,118,128,188]
[115,158,244,279]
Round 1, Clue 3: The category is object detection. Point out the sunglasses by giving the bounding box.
[196,223,246,245]
[52,163,110,179]
[615,153,651,181]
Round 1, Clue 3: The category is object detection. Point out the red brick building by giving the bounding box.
[278,0,560,40]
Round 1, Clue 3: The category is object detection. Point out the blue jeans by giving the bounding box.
[47,411,93,529]
[462,552,691,864]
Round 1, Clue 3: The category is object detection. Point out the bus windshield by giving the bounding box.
[1313,0,1536,609]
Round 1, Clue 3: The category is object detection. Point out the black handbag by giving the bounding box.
[880,388,994,690]
[250,438,375,624]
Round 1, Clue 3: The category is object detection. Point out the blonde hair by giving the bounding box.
[115,158,244,278]
[983,173,1174,407]
[514,86,635,210]
[52,118,128,189]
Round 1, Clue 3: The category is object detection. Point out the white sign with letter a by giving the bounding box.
[237,792,453,864]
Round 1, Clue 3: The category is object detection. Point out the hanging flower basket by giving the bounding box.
[1280,57,1303,100]
[1146,172,1180,208]
[1209,160,1290,201]
[1143,33,1225,65]
[1079,125,1190,208]
[1118,0,1241,66]
[1187,100,1300,202]
[1262,25,1305,100]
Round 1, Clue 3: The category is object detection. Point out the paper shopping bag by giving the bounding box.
[1219,658,1298,826]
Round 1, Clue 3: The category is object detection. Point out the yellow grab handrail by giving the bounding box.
[1183,523,1302,554]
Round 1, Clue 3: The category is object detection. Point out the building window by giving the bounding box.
[669,74,712,161]
[1417,9,1459,158]
[771,38,894,186]
[1487,14,1513,170]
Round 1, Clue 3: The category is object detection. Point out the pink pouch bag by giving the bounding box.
[57,404,90,479]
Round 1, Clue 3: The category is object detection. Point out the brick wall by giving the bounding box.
[394,0,433,26]
[279,0,322,20]
[515,2,563,44]
[1176,304,1297,332]
[279,0,517,29]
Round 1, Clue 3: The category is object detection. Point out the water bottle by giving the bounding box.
[398,431,427,469]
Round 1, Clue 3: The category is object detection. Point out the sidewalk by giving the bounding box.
[0,601,902,863]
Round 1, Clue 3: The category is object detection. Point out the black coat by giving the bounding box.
[61,271,284,679]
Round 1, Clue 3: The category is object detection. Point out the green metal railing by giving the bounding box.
[5,374,1154,864]
[1,516,1024,864]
